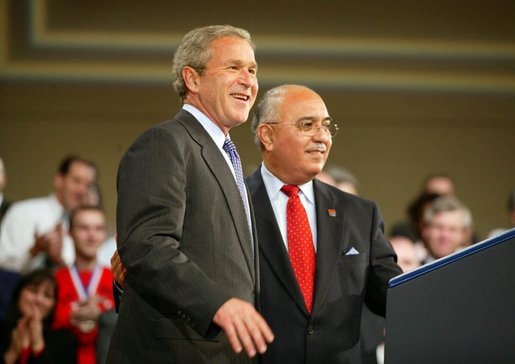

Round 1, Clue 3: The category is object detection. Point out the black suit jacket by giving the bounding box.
[107,110,258,364]
[247,167,401,364]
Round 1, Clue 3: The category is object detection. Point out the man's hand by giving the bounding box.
[213,298,274,358]
[27,305,45,352]
[31,223,64,265]
[111,250,127,288]
[71,296,102,325]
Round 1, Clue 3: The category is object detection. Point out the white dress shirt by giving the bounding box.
[260,163,318,252]
[0,194,75,272]
[183,104,237,178]
[183,104,253,246]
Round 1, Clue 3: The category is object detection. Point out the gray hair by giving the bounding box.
[251,84,308,150]
[324,165,358,187]
[172,25,254,101]
[423,195,473,228]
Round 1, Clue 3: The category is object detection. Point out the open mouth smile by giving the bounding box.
[231,93,250,101]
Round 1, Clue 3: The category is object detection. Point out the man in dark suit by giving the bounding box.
[106,25,273,364]
[248,84,402,363]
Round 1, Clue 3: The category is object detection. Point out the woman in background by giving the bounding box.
[0,268,76,364]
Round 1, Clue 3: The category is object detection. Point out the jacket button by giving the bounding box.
[307,325,315,335]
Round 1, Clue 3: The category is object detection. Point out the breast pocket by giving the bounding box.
[337,253,368,265]
[336,252,368,295]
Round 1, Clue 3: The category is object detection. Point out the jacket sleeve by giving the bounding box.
[365,203,403,316]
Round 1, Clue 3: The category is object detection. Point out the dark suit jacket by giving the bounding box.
[247,167,401,364]
[107,110,258,364]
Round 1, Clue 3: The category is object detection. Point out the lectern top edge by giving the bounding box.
[388,227,515,289]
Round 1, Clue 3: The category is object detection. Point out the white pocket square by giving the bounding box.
[345,247,360,256]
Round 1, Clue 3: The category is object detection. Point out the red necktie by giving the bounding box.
[281,184,316,313]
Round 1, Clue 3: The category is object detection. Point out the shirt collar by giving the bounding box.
[183,104,228,150]
[261,162,315,205]
[49,193,67,216]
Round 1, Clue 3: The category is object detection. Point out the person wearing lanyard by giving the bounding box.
[53,205,114,364]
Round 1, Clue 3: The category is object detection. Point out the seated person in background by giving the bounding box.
[0,155,97,273]
[390,192,441,244]
[420,195,473,264]
[390,172,455,245]
[422,173,455,196]
[317,165,359,195]
[389,235,420,273]
[52,206,114,364]
[0,268,77,364]
[488,189,515,237]
[390,192,441,263]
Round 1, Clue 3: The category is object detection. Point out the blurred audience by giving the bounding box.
[0,156,12,226]
[317,165,359,195]
[420,195,473,263]
[80,181,117,269]
[390,173,457,245]
[97,236,116,269]
[488,188,515,238]
[389,235,420,273]
[52,206,115,364]
[390,192,441,262]
[0,268,77,364]
[361,234,421,364]
[422,173,455,196]
[0,156,97,273]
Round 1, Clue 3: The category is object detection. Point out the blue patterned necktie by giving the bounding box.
[222,138,253,242]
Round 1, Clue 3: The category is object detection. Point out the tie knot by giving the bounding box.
[223,138,236,154]
[281,184,300,197]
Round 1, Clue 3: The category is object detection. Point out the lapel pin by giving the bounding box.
[327,209,336,217]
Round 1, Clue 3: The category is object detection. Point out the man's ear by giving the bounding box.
[182,66,200,94]
[54,173,64,191]
[257,124,274,151]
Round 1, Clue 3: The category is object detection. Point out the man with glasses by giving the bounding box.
[248,84,401,363]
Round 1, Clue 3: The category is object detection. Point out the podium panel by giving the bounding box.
[385,228,515,364]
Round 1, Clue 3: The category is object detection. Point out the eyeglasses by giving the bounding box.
[265,120,339,138]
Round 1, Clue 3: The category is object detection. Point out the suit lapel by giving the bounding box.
[311,180,345,316]
[176,110,255,282]
[247,168,308,314]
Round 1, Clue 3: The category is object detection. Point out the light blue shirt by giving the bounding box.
[182,104,237,180]
[260,163,318,252]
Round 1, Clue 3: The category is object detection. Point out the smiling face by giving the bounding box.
[70,208,107,261]
[423,210,467,259]
[18,279,56,320]
[183,36,258,134]
[260,86,332,185]
[55,161,96,211]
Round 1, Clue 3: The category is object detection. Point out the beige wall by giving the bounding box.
[1,0,514,239]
